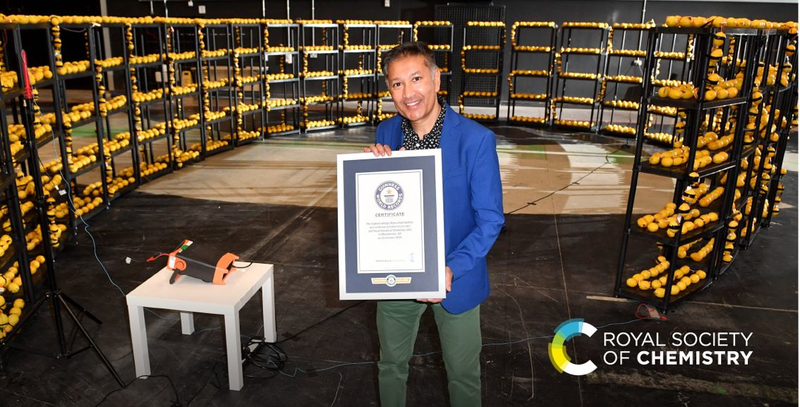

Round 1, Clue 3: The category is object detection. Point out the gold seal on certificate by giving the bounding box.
[337,150,445,300]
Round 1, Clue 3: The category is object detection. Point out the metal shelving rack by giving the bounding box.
[264,20,301,137]
[374,21,412,124]
[127,21,173,183]
[299,20,339,132]
[198,21,236,150]
[614,26,767,312]
[161,20,204,168]
[552,22,610,131]
[193,21,234,153]
[55,22,112,226]
[597,22,654,138]
[0,15,72,355]
[231,20,266,146]
[458,21,505,123]
[735,29,796,251]
[0,38,37,346]
[640,28,697,146]
[2,19,72,254]
[93,23,140,202]
[507,21,557,126]
[413,21,454,103]
[338,20,376,128]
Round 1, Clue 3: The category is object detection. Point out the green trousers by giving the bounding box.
[377,301,482,407]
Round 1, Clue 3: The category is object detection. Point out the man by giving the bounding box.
[363,42,504,407]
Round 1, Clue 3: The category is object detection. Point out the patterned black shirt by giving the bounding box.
[402,96,447,150]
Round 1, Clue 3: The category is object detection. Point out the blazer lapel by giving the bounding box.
[440,106,460,166]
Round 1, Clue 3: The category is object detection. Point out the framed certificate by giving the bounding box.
[337,149,445,300]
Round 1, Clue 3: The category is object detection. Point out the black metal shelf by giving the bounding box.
[67,161,103,181]
[267,104,301,111]
[649,96,748,110]
[638,158,737,180]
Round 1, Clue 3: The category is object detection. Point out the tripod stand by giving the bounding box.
[1,47,124,387]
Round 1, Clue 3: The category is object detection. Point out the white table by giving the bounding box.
[126,262,276,391]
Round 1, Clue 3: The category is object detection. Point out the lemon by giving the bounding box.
[8,314,19,326]
[671,285,680,296]
[626,278,637,287]
[654,288,666,298]
[647,223,659,233]
[13,299,24,308]
[638,280,651,290]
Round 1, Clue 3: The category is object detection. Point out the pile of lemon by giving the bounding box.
[266,123,295,134]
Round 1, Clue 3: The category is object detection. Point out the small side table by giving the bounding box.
[126,262,276,391]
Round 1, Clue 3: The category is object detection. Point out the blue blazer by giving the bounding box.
[375,107,505,314]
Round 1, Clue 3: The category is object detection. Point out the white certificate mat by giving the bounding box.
[356,170,425,273]
[337,149,445,300]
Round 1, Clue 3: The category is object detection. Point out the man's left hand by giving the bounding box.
[417,266,452,303]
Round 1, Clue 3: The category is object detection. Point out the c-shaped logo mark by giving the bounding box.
[548,318,597,376]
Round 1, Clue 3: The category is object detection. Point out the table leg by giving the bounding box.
[127,305,151,377]
[224,311,244,391]
[262,273,277,343]
[180,312,195,335]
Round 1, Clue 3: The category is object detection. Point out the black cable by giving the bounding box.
[276,300,366,344]
[234,260,254,269]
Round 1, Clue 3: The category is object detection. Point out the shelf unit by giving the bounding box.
[337,21,377,127]
[0,17,66,348]
[231,20,265,146]
[640,27,698,146]
[127,22,173,183]
[264,20,301,137]
[735,29,796,252]
[298,20,339,132]
[198,21,236,151]
[55,22,114,227]
[458,21,505,123]
[413,21,454,103]
[374,21,412,123]
[597,22,654,138]
[614,26,772,312]
[161,20,204,168]
[552,22,610,131]
[507,21,557,126]
[92,23,140,202]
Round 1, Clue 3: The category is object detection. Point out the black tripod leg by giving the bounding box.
[60,293,103,325]
[57,295,125,387]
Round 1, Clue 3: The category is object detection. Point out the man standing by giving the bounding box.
[363,42,504,407]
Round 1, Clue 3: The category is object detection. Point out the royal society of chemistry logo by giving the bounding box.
[375,181,404,210]
[548,318,598,376]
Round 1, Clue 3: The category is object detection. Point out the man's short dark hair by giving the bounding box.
[381,41,438,76]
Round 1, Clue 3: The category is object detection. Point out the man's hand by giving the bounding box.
[418,266,452,304]
[363,143,405,157]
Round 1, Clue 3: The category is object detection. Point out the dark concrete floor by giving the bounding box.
[0,127,796,407]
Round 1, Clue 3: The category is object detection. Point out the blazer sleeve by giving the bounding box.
[446,130,505,279]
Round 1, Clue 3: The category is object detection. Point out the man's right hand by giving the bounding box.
[364,143,404,157]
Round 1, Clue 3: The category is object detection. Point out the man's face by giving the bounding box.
[386,54,441,124]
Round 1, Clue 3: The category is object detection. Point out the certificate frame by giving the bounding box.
[337,149,445,300]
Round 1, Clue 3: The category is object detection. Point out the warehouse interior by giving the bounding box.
[0,0,797,406]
